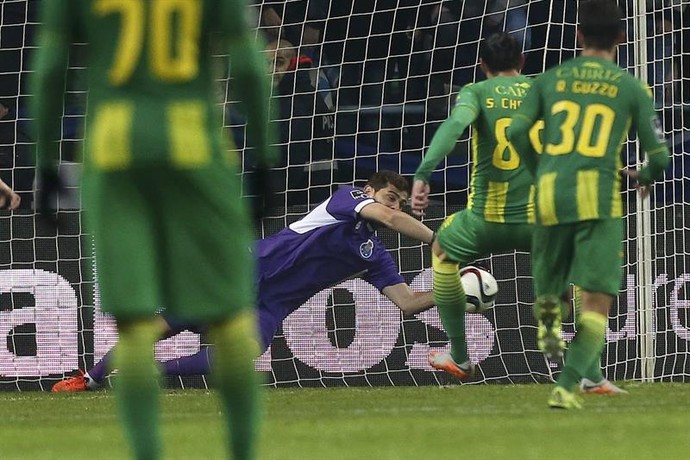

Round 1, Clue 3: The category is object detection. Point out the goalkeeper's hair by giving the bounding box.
[479,32,522,73]
[578,0,624,50]
[367,170,409,194]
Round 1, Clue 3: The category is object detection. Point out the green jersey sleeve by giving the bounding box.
[630,82,671,185]
[414,85,480,182]
[219,0,278,167]
[31,1,77,173]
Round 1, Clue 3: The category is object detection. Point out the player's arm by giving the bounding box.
[0,179,20,210]
[31,1,74,176]
[359,202,435,244]
[506,79,542,175]
[412,86,480,214]
[382,283,435,315]
[222,0,278,167]
[31,1,76,217]
[626,83,671,186]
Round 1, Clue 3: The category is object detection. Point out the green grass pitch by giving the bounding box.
[0,383,688,459]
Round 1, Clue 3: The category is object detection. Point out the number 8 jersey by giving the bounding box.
[511,56,669,225]
[414,75,544,225]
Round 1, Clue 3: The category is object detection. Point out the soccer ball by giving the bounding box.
[460,266,499,313]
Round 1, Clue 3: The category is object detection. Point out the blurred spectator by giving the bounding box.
[256,1,334,108]
[417,2,483,92]
[486,1,532,51]
[409,1,531,96]
[265,39,339,209]
[648,9,678,111]
[322,1,419,152]
[257,1,328,57]
[255,1,283,41]
[523,0,577,75]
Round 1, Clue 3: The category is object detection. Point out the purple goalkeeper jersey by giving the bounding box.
[255,186,404,346]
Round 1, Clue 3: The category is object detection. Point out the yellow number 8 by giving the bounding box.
[492,118,545,170]
[493,118,520,170]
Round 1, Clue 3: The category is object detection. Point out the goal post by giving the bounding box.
[630,0,656,383]
[0,0,689,390]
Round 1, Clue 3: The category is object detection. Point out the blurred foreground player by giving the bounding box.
[33,0,276,458]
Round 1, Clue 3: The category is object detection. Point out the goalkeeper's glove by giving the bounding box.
[248,163,274,228]
[36,169,64,227]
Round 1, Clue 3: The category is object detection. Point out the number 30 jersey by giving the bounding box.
[453,75,539,225]
[512,56,669,225]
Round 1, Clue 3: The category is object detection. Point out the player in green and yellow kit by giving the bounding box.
[507,0,670,409]
[32,0,276,457]
[413,32,625,396]
[412,32,539,380]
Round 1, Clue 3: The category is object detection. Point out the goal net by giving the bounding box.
[0,0,688,390]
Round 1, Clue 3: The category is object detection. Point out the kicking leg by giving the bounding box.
[429,244,474,380]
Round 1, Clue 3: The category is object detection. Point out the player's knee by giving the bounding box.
[432,253,457,274]
[209,311,259,353]
[580,291,614,315]
[117,317,162,345]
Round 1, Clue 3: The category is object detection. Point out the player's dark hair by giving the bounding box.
[367,170,409,194]
[479,32,522,73]
[578,0,624,50]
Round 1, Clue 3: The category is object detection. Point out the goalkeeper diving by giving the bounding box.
[53,170,437,391]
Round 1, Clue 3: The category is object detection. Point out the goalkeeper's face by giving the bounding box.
[367,184,408,211]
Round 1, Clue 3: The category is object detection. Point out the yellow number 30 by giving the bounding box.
[94,0,200,85]
[545,100,615,157]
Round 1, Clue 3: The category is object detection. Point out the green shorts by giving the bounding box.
[531,219,623,297]
[83,165,254,323]
[436,210,533,265]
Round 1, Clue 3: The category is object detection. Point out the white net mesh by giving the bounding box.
[0,0,688,389]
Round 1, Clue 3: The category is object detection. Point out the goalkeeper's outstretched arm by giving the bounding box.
[383,283,435,315]
[359,202,435,244]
